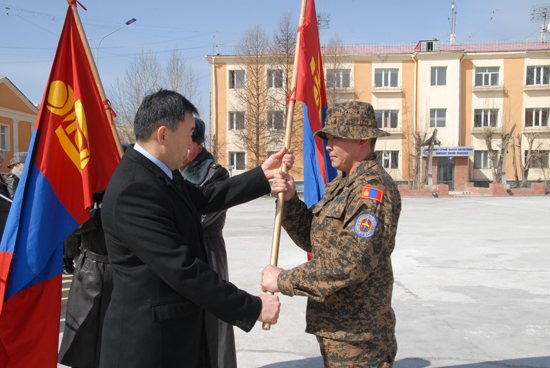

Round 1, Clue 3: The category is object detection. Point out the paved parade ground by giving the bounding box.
[59,195,550,368]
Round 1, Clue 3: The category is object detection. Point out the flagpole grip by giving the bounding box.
[68,2,124,159]
[263,0,308,332]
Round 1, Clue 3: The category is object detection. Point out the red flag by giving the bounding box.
[0,5,120,367]
[295,0,337,209]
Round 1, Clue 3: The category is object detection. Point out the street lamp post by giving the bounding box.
[88,18,136,68]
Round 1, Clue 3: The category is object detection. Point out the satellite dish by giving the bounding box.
[547,23,550,32]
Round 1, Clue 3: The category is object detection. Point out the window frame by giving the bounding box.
[229,70,245,89]
[475,67,500,86]
[375,110,399,129]
[267,69,283,89]
[326,69,351,89]
[381,151,399,169]
[266,111,284,130]
[474,150,497,169]
[228,152,246,170]
[0,125,10,152]
[474,109,499,128]
[431,66,447,86]
[430,109,447,128]
[530,150,549,169]
[374,68,399,88]
[228,111,245,130]
[525,108,549,128]
[526,66,550,86]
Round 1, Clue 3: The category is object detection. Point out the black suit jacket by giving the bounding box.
[99,146,270,368]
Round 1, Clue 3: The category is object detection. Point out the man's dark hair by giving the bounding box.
[134,89,199,141]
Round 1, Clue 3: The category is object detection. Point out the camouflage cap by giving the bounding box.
[314,101,390,140]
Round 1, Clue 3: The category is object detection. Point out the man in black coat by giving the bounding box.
[100,89,287,368]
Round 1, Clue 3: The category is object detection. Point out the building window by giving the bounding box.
[430,109,446,128]
[228,112,245,130]
[375,110,398,129]
[326,69,351,88]
[381,151,399,169]
[431,67,447,86]
[229,152,246,170]
[474,151,496,169]
[530,150,549,168]
[475,67,499,86]
[267,70,283,89]
[525,108,549,127]
[526,66,549,85]
[267,111,284,130]
[474,109,499,128]
[374,68,398,87]
[229,70,245,89]
[0,125,10,151]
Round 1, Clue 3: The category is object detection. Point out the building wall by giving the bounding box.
[208,44,550,186]
[0,79,37,172]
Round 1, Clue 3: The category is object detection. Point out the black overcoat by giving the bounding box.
[99,146,269,368]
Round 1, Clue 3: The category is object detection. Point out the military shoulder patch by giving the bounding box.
[353,213,377,238]
[361,186,384,203]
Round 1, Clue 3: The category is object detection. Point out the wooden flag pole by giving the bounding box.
[68,1,124,158]
[263,0,308,331]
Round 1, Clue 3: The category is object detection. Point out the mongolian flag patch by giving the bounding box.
[362,186,384,203]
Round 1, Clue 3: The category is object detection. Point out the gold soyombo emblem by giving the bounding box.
[46,81,90,173]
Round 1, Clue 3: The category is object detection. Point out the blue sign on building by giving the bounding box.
[422,146,474,157]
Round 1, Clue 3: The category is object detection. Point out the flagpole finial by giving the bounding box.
[67,0,87,11]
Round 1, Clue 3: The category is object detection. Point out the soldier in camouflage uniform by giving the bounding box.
[262,101,402,367]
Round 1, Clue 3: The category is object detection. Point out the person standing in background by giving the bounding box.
[180,117,236,368]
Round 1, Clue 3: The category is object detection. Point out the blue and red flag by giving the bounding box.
[294,0,337,208]
[0,5,120,367]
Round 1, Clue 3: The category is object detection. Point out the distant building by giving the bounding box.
[0,77,37,172]
[207,39,550,189]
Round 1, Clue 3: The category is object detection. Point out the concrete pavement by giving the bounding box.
[59,195,550,367]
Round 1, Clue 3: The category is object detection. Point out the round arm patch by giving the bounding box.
[353,213,377,238]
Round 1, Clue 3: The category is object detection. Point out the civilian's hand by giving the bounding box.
[257,294,280,324]
[261,148,295,180]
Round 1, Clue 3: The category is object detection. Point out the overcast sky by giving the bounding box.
[1,0,547,119]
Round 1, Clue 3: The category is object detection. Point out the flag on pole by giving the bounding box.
[295,0,337,207]
[0,5,120,367]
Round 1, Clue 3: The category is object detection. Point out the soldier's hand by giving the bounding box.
[261,265,283,293]
[261,148,295,180]
[270,171,296,201]
[257,294,280,324]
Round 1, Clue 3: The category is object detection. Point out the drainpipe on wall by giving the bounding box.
[459,53,466,147]
[211,56,217,159]
[411,52,418,185]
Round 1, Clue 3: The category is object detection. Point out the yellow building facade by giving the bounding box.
[207,40,550,189]
[0,77,37,173]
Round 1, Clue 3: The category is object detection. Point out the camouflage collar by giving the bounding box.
[341,152,380,187]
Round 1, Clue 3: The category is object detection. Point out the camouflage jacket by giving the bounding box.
[278,153,401,341]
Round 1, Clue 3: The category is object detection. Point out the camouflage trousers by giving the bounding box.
[316,336,397,368]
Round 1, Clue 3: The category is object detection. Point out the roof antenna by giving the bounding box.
[449,1,457,45]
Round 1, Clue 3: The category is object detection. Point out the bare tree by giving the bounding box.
[270,11,304,173]
[512,133,540,187]
[421,129,440,185]
[481,124,516,184]
[165,49,203,110]
[322,33,352,106]
[109,51,162,127]
[231,24,281,168]
[109,50,203,132]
